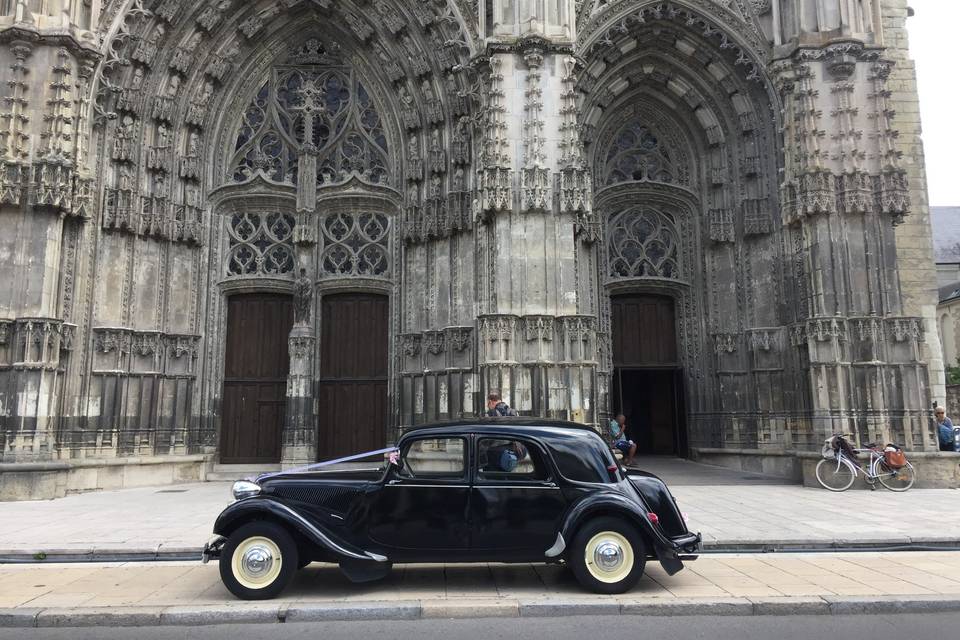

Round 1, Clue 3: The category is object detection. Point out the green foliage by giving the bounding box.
[947,365,960,386]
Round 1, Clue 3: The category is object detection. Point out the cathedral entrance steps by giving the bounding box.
[206,464,281,482]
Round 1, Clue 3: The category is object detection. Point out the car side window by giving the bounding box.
[476,438,548,481]
[398,438,465,480]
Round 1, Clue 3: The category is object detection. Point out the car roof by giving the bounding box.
[399,418,602,441]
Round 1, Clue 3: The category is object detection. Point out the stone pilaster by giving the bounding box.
[473,2,596,424]
[282,325,316,466]
[773,9,934,449]
[0,17,100,461]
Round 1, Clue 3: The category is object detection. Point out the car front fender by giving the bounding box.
[212,497,388,563]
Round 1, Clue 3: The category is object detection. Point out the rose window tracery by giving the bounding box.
[607,206,680,280]
[226,212,296,277]
[231,44,390,187]
[319,212,391,278]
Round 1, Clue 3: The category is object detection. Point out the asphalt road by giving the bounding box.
[5,613,960,640]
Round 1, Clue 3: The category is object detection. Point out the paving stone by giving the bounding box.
[284,600,422,621]
[619,598,754,616]
[421,599,520,618]
[0,608,41,628]
[519,599,621,617]
[749,596,831,616]
[34,606,165,628]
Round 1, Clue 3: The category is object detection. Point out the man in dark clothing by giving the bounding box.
[486,392,518,417]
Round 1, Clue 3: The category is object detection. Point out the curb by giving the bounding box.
[3,596,960,627]
[4,538,960,564]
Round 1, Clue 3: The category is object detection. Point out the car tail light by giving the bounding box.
[647,512,659,524]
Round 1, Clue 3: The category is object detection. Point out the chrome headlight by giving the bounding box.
[232,480,261,501]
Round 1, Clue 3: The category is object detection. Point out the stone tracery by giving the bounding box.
[230,55,390,188]
[606,206,681,279]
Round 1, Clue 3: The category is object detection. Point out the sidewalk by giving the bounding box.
[3,552,960,626]
[1,458,958,561]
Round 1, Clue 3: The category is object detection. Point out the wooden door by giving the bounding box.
[221,293,293,464]
[317,293,388,460]
[611,294,677,367]
[611,294,684,455]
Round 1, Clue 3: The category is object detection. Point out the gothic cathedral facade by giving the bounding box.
[0,1,942,497]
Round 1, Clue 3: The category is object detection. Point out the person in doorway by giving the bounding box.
[486,392,519,417]
[936,407,956,452]
[609,413,637,466]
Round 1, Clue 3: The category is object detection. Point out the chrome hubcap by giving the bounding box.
[594,540,623,572]
[242,545,274,578]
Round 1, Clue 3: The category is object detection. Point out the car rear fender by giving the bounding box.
[213,497,388,563]
[560,492,671,551]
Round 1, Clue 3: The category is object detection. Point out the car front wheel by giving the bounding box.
[570,516,646,594]
[219,521,298,600]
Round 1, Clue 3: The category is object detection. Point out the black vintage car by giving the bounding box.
[203,419,701,599]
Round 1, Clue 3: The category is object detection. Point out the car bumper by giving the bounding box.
[201,535,226,564]
[671,531,702,556]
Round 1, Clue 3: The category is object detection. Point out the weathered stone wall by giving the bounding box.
[880,0,944,406]
[0,1,944,493]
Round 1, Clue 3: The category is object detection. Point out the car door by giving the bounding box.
[469,436,568,554]
[366,436,471,552]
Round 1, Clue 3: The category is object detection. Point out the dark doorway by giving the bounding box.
[610,294,686,456]
[317,293,389,460]
[221,293,293,464]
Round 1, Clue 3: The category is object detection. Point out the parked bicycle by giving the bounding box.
[815,434,916,492]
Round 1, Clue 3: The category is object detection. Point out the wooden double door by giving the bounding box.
[221,292,389,464]
[221,293,293,464]
[610,294,687,456]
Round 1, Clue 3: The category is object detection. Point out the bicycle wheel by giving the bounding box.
[815,457,856,491]
[875,460,916,492]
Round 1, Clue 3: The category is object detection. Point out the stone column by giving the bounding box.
[0,22,99,462]
[474,1,597,423]
[773,27,932,449]
[282,268,317,466]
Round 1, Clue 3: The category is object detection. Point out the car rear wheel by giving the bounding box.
[219,521,298,600]
[570,516,646,594]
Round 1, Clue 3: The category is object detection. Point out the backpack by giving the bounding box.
[883,445,907,469]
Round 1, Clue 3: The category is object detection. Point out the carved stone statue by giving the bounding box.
[293,268,313,325]
[790,0,875,37]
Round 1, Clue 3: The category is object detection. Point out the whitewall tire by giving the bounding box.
[570,516,646,594]
[219,521,298,600]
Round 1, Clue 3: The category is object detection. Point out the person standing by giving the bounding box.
[936,407,956,452]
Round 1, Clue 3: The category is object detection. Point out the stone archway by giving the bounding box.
[582,6,785,450]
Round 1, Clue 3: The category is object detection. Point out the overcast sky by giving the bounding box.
[908,1,959,206]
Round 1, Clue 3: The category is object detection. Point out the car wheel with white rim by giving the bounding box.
[219,521,298,600]
[570,516,646,594]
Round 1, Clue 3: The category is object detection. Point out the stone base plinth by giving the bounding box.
[0,455,210,501]
[691,447,960,489]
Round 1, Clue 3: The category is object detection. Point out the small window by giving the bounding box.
[477,438,548,481]
[399,438,465,479]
